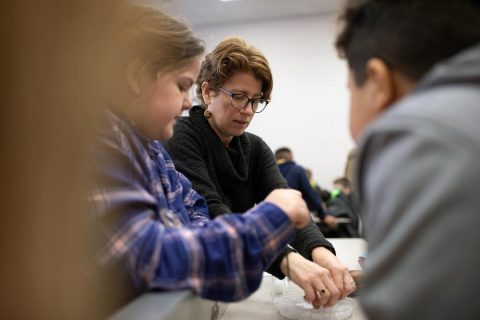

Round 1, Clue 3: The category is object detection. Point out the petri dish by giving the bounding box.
[273,281,354,320]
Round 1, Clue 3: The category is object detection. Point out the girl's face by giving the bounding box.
[204,71,263,145]
[129,57,202,141]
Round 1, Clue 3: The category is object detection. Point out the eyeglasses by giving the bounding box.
[216,87,269,113]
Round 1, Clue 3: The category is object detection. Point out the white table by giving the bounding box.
[220,238,367,320]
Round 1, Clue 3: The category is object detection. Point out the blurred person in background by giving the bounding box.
[343,147,357,188]
[327,177,361,238]
[275,147,338,231]
[304,167,326,208]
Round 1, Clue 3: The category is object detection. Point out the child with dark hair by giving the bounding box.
[335,0,480,318]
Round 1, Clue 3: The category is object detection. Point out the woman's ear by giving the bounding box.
[126,59,146,95]
[365,58,395,112]
[201,81,212,104]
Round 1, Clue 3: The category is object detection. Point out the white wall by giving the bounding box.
[195,14,354,189]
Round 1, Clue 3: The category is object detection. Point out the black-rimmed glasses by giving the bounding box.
[216,87,269,113]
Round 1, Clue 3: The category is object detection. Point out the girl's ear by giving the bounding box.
[201,81,212,104]
[126,59,146,95]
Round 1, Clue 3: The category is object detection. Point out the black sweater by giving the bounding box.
[165,106,334,277]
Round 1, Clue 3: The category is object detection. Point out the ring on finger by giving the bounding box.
[317,288,326,295]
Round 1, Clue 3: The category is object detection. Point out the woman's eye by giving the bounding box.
[232,95,245,102]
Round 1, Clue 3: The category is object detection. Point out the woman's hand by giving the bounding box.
[311,247,356,299]
[280,252,340,308]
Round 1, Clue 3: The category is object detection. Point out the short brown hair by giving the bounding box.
[274,147,292,160]
[196,37,273,105]
[333,177,351,189]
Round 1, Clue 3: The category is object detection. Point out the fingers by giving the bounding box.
[331,266,345,298]
[286,253,345,308]
[321,276,341,307]
[302,285,317,304]
[309,289,323,309]
[316,287,331,308]
[302,273,340,308]
[311,247,354,300]
[329,267,357,300]
[342,272,357,298]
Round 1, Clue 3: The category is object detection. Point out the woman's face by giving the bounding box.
[205,71,263,145]
[129,57,202,141]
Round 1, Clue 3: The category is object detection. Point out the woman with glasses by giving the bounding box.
[165,37,356,308]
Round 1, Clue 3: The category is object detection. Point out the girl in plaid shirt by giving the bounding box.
[90,3,309,308]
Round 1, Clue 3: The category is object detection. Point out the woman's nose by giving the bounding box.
[240,102,255,115]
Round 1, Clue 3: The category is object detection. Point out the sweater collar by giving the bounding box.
[189,105,251,184]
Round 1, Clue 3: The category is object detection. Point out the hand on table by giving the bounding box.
[280,252,340,308]
[312,246,356,299]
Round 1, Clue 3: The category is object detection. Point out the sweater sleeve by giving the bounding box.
[254,138,335,260]
[291,219,335,259]
[253,137,289,198]
[164,120,231,217]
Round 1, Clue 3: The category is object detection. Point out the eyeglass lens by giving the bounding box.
[231,94,267,113]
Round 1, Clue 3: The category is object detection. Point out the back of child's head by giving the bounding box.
[275,147,292,160]
[335,0,480,85]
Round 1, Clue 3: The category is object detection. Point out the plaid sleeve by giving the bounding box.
[90,115,295,302]
[151,202,295,302]
[177,170,211,226]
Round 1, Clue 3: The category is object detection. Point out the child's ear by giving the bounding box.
[201,81,212,104]
[126,59,146,95]
[365,58,396,112]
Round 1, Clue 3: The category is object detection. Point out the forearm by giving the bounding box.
[105,202,296,302]
[290,219,335,260]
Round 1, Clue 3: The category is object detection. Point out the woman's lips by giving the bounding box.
[233,120,248,126]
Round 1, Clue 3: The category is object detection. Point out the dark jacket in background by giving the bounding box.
[278,161,326,219]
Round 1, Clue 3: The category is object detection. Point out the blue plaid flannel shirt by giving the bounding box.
[89,110,295,302]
